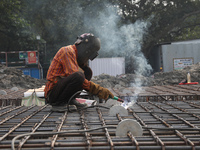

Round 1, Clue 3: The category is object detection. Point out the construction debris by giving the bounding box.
[91,62,200,88]
[1,62,200,89]
[153,62,200,86]
[0,64,46,89]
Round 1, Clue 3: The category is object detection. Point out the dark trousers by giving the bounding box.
[48,72,85,106]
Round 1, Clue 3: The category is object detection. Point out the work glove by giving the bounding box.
[89,81,114,100]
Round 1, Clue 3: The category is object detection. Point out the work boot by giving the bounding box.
[70,99,87,108]
[51,105,77,112]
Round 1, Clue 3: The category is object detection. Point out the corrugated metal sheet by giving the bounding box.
[172,39,200,44]
[162,43,200,72]
[89,57,125,76]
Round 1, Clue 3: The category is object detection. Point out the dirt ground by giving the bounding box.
[0,65,46,89]
[0,62,199,89]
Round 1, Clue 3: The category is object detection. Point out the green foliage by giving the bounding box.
[111,0,200,56]
[0,0,35,51]
[174,26,200,40]
[21,0,111,60]
[1,0,200,73]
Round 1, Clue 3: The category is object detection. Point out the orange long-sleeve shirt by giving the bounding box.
[44,45,90,98]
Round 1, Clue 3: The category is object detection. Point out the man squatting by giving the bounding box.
[44,33,114,112]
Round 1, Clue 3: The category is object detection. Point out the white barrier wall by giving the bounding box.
[89,57,125,77]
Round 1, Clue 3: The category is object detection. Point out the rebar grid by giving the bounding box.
[1,101,200,149]
[0,88,27,106]
[1,85,200,107]
[112,84,200,102]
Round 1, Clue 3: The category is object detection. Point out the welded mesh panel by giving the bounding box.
[1,101,200,149]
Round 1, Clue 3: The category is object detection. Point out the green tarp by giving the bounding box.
[21,91,45,106]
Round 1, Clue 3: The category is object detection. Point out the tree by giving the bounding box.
[21,0,110,60]
[0,0,34,51]
[111,0,200,56]
[19,0,200,74]
[1,0,200,75]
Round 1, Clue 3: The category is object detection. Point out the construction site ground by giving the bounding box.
[0,84,200,149]
[0,63,200,149]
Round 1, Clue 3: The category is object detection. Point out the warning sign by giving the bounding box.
[28,51,37,64]
[173,58,193,70]
[19,52,27,59]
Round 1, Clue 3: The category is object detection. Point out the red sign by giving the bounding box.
[28,51,37,64]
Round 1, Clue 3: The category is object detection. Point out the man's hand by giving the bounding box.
[89,81,114,100]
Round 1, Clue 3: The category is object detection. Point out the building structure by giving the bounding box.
[149,39,200,73]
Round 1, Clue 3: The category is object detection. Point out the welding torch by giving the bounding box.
[112,96,124,103]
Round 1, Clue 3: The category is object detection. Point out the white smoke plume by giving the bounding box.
[83,4,153,107]
[83,4,153,87]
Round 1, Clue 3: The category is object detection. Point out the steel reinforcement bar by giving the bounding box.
[0,101,200,149]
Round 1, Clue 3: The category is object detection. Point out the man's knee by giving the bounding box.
[73,72,85,83]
